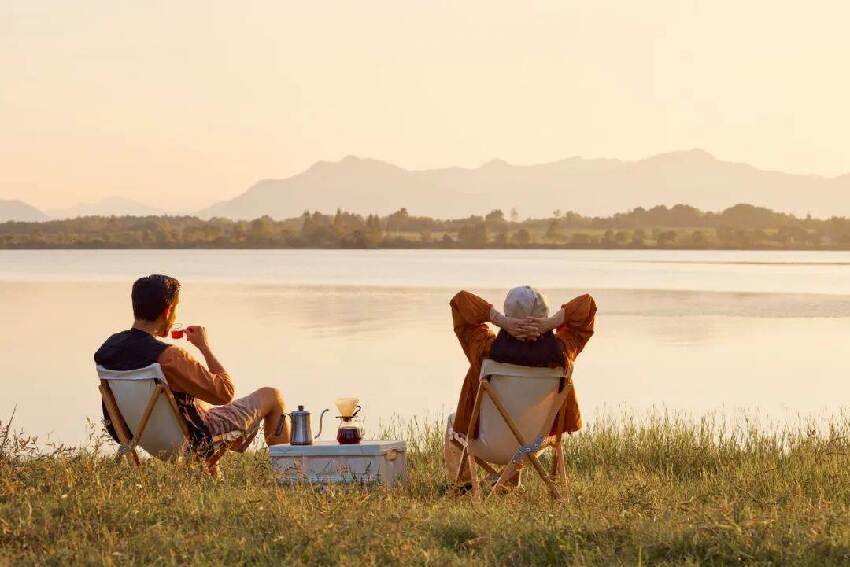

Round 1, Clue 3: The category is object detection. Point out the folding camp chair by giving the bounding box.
[450,359,572,500]
[97,363,190,464]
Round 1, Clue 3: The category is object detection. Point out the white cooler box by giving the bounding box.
[269,440,407,486]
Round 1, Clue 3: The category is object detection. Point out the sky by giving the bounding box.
[2,1,850,212]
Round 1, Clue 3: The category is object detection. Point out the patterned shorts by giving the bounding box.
[204,392,265,452]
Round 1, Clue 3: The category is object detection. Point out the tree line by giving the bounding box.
[2,203,850,249]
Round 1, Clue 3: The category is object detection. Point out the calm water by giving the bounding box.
[2,249,850,446]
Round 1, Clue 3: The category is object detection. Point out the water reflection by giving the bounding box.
[2,280,850,446]
[3,249,850,294]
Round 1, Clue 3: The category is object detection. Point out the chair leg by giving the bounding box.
[467,380,486,439]
[550,445,560,480]
[528,453,560,499]
[453,445,468,484]
[467,453,480,499]
[487,462,518,500]
[99,383,140,466]
[475,456,498,477]
[554,441,568,485]
[464,380,487,499]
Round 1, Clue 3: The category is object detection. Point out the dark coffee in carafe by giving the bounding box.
[337,426,361,445]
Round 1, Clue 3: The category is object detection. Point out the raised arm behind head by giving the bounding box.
[524,293,597,359]
[450,288,546,351]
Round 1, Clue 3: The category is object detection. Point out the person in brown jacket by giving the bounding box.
[445,286,597,487]
[95,274,289,474]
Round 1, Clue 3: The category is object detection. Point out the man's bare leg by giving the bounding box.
[253,387,289,446]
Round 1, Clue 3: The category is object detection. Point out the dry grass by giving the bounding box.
[3,412,850,565]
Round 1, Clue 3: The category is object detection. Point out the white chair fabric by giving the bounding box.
[469,359,570,465]
[97,363,186,459]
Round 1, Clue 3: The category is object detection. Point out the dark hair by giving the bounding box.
[131,274,180,321]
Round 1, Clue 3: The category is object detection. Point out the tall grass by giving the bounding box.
[2,411,850,565]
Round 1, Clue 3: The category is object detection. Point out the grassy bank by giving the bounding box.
[3,413,850,565]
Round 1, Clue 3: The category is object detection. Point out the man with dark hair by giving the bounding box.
[95,274,289,474]
[131,274,181,321]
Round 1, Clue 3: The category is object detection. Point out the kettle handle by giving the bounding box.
[315,408,330,439]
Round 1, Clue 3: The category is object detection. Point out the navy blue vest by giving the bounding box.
[489,330,565,368]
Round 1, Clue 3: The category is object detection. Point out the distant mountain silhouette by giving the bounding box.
[197,150,850,219]
[0,200,49,223]
[50,197,164,219]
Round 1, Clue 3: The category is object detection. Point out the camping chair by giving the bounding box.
[97,363,190,465]
[451,359,572,500]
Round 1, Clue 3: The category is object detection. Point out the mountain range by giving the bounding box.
[0,200,49,223]
[197,150,850,219]
[4,150,850,222]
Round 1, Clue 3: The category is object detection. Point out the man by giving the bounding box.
[445,286,597,486]
[94,274,288,474]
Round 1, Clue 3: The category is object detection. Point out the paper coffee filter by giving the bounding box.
[335,397,359,417]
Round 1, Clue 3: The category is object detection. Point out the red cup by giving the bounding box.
[171,329,184,339]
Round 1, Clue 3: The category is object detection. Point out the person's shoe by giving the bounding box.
[438,481,474,496]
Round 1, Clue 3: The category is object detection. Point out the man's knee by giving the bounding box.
[256,386,285,411]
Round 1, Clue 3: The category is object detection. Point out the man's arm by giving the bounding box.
[158,326,235,405]
[189,328,227,376]
[450,291,495,363]
[532,294,597,360]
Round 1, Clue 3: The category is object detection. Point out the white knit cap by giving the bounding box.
[503,286,550,319]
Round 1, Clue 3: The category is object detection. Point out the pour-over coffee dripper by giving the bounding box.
[335,398,360,418]
[334,398,362,444]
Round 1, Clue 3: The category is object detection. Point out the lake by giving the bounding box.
[2,249,850,446]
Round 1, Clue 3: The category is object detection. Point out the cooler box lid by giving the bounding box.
[269,440,406,457]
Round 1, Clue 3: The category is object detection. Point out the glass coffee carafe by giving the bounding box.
[334,397,363,445]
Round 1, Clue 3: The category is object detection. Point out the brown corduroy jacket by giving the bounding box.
[450,290,597,437]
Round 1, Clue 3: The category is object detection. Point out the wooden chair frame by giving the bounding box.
[451,375,570,500]
[99,378,191,465]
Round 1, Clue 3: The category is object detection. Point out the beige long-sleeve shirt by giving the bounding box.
[157,346,235,407]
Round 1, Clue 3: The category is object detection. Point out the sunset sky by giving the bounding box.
[2,1,850,212]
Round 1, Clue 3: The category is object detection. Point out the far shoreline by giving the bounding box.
[3,203,850,250]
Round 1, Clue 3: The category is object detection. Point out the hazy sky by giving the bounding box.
[2,1,850,211]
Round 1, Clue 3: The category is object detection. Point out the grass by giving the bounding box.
[3,412,850,566]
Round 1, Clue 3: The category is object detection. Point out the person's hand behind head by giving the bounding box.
[186,325,211,351]
[525,315,560,336]
[503,317,542,342]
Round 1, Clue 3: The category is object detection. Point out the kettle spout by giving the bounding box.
[315,408,330,439]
